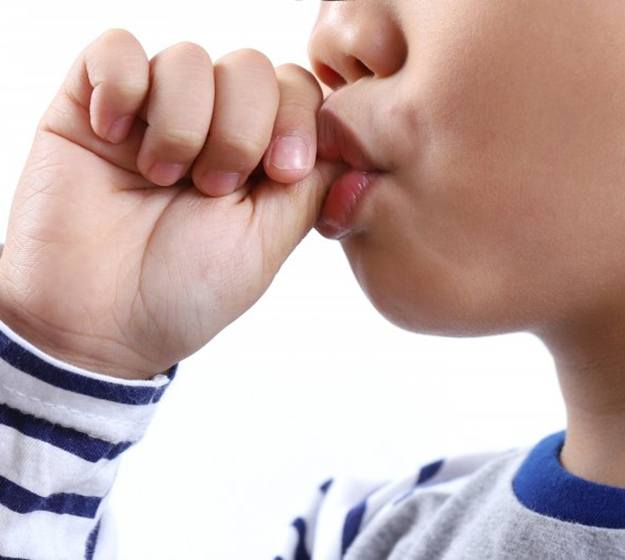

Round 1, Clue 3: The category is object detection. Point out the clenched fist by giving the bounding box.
[0,29,347,379]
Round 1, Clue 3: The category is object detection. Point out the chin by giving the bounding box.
[345,242,538,338]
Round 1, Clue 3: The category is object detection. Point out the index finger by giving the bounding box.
[262,63,324,185]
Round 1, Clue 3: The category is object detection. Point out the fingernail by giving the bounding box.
[200,171,241,196]
[149,162,185,186]
[269,136,309,170]
[106,115,134,143]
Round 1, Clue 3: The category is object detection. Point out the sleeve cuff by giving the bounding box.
[0,315,178,444]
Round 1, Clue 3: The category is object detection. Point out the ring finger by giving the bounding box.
[136,42,214,187]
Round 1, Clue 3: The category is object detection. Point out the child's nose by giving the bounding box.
[307,0,408,91]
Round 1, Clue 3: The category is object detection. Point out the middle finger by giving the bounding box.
[191,48,280,197]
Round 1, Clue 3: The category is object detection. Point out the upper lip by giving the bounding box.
[316,105,384,172]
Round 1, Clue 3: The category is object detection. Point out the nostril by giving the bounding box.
[314,62,347,90]
[350,56,374,78]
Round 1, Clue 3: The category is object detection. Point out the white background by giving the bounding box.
[0,2,566,558]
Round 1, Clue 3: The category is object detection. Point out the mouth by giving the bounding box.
[315,169,384,239]
[316,105,385,174]
[315,106,387,239]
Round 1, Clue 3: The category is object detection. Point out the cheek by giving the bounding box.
[345,2,625,334]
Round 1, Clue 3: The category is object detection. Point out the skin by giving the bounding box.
[0,29,348,379]
[307,0,625,489]
[1,1,625,491]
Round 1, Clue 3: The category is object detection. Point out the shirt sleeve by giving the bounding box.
[0,313,178,560]
[272,450,515,559]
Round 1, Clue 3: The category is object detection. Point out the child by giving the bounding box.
[1,1,625,557]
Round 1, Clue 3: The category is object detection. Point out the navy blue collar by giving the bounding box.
[512,429,625,529]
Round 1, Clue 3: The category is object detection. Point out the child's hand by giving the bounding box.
[0,29,347,379]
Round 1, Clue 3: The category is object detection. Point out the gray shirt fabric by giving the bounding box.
[343,431,625,559]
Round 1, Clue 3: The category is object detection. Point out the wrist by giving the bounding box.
[0,279,166,381]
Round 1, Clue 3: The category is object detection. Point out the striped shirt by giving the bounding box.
[1,318,625,559]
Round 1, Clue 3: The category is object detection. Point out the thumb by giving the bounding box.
[252,158,349,267]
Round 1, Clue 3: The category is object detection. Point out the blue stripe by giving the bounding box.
[392,458,445,506]
[0,474,100,518]
[85,520,101,559]
[391,487,415,506]
[0,402,132,462]
[341,500,366,555]
[0,330,178,405]
[0,556,30,559]
[291,517,310,560]
[416,459,444,485]
[319,477,333,494]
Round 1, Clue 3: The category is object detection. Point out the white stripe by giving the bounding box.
[275,524,299,559]
[0,502,98,560]
[93,507,117,560]
[302,483,327,554]
[270,484,327,559]
[0,359,158,442]
[0,423,120,498]
[313,475,388,560]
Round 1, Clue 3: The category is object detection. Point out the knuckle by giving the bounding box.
[276,64,322,101]
[168,41,212,65]
[276,63,314,83]
[217,131,266,162]
[218,48,272,71]
[154,127,206,153]
[115,76,148,100]
[279,96,315,115]
[98,27,138,48]
[234,47,271,64]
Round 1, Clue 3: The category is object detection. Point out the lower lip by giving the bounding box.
[315,169,382,239]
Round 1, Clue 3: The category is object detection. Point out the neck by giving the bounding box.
[535,308,625,488]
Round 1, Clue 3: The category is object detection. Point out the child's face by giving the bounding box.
[308,1,625,336]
